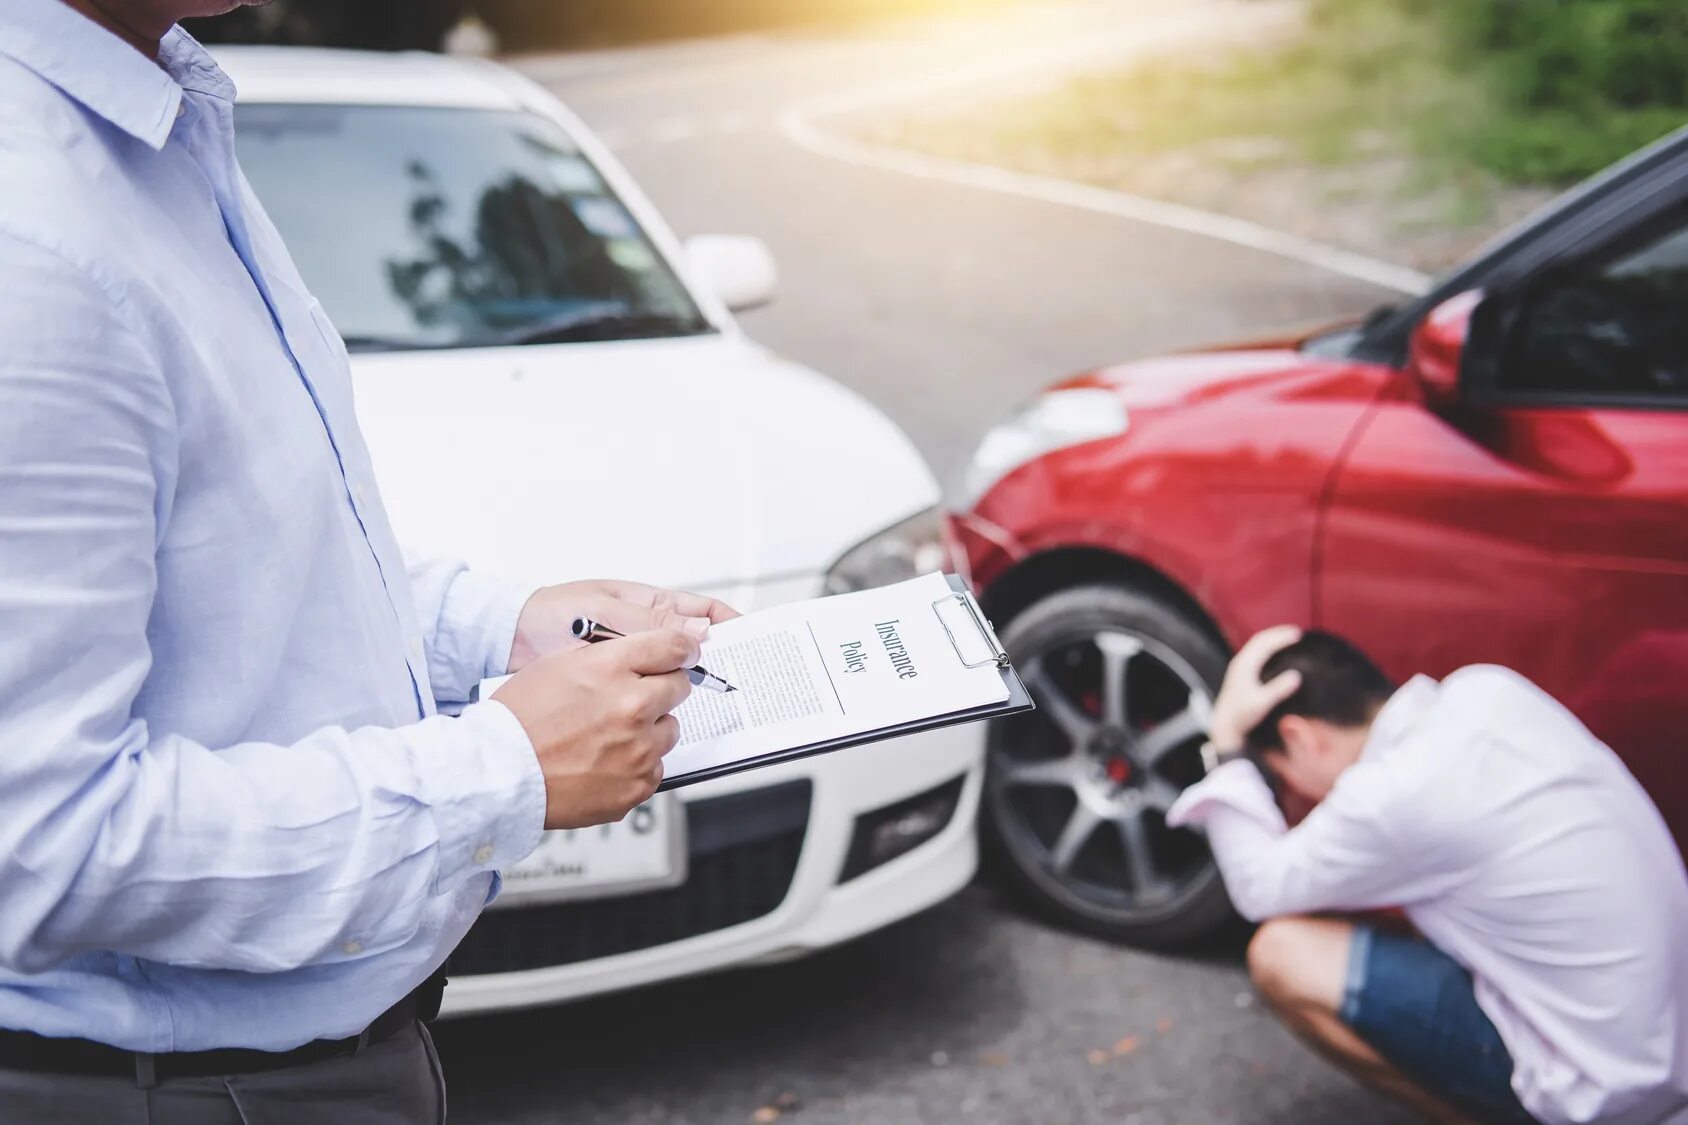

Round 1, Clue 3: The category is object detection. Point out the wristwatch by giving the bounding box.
[1200,740,1245,774]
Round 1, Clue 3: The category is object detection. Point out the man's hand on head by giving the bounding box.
[1209,625,1305,752]
[506,579,740,674]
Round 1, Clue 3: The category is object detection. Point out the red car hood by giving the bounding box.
[1053,347,1316,408]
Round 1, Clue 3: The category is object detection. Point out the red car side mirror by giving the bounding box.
[1407,290,1482,408]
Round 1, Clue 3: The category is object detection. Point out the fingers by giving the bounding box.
[612,628,701,677]
[645,588,736,638]
[649,588,712,640]
[1212,626,1305,748]
[579,582,697,639]
[623,720,677,806]
[1235,625,1303,676]
[638,669,693,721]
[666,589,741,624]
[595,581,742,638]
[1260,668,1303,709]
[634,746,668,803]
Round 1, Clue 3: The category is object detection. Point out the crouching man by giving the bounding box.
[1168,628,1688,1123]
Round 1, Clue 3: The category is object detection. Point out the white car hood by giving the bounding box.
[350,333,937,594]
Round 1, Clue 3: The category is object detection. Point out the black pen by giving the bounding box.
[569,617,738,693]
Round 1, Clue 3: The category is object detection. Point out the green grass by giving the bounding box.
[1182,7,1437,156]
[875,0,1684,189]
[889,2,1482,172]
[1426,0,1688,182]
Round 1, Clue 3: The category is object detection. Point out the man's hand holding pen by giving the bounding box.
[573,618,739,693]
[505,579,740,673]
[494,580,740,828]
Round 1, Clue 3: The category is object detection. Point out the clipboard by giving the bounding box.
[657,574,1034,791]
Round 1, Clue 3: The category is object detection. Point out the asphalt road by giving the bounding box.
[435,886,1402,1125]
[435,4,1415,1122]
[507,0,1404,497]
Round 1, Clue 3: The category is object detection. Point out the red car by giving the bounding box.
[957,127,1688,947]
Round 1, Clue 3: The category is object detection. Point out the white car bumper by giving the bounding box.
[440,719,984,1017]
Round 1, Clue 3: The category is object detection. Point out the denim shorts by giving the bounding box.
[1340,926,1537,1123]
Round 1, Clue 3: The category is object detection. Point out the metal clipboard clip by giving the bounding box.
[932,592,1011,669]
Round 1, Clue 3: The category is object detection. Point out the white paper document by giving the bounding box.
[662,572,1010,783]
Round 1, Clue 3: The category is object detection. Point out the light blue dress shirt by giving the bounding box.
[0,2,547,1052]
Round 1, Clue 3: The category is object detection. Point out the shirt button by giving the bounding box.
[342,940,363,956]
[473,844,495,865]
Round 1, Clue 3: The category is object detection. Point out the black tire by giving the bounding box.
[981,581,1237,948]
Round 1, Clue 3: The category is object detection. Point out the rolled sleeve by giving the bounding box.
[418,699,546,890]
[407,553,535,705]
[1172,758,1463,923]
[1168,759,1285,834]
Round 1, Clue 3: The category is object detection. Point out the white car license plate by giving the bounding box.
[492,795,686,909]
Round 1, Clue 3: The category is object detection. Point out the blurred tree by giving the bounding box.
[1413,0,1688,182]
[1428,0,1688,112]
[189,0,462,48]
[192,0,1012,50]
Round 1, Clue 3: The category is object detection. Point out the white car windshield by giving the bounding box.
[235,104,712,351]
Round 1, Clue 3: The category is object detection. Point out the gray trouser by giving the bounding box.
[0,1021,445,1124]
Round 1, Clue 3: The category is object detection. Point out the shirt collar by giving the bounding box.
[0,0,235,151]
[1363,674,1440,756]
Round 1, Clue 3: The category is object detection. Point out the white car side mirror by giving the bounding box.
[683,235,778,314]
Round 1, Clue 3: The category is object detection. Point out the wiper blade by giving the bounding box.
[340,335,439,354]
[337,307,713,352]
[496,306,711,346]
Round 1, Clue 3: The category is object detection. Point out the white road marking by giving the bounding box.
[779,121,1432,295]
[596,113,757,152]
[775,2,1433,296]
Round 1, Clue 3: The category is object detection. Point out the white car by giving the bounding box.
[214,47,983,1016]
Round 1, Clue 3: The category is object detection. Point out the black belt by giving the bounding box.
[0,973,446,1086]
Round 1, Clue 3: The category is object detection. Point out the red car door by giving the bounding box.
[1318,204,1688,845]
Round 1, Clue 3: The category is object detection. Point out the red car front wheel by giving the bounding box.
[982,581,1238,947]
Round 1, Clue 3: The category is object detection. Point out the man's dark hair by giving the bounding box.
[1243,631,1395,767]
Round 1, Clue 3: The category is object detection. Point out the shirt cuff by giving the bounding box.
[416,699,546,892]
[432,569,535,700]
[1167,759,1285,833]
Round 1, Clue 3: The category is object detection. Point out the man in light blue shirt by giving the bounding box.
[0,0,735,1118]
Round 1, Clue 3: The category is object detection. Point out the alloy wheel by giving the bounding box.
[987,626,1216,924]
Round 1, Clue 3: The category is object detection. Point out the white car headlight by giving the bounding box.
[824,507,960,595]
[960,388,1129,509]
